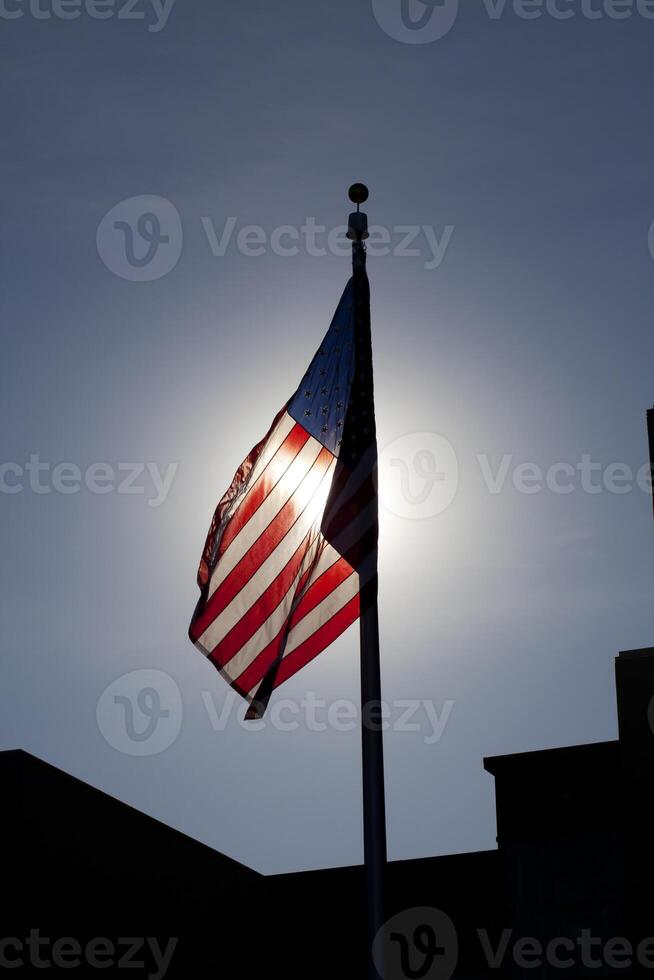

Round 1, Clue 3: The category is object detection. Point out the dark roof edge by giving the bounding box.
[616,647,654,661]
[483,739,618,775]
[266,848,498,880]
[0,748,263,878]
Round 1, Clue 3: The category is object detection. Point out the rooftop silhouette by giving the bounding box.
[3,644,654,978]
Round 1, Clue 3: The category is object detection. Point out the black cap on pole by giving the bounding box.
[347,183,370,242]
[349,183,369,206]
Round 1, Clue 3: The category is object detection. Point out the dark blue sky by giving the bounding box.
[1,0,653,872]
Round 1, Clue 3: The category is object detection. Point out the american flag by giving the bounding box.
[189,250,378,718]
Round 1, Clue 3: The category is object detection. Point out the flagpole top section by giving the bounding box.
[347,183,369,242]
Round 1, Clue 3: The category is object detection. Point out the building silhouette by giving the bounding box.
[3,647,653,978]
[2,414,653,978]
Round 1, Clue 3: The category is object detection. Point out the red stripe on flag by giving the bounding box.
[225,559,319,692]
[218,423,309,557]
[289,557,355,628]
[272,595,360,690]
[191,447,334,639]
[234,590,360,697]
[196,404,287,589]
[230,623,287,695]
[209,530,314,667]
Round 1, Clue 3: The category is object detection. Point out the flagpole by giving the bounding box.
[348,183,388,980]
[360,588,387,980]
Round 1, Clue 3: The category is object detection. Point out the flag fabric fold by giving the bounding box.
[189,251,377,717]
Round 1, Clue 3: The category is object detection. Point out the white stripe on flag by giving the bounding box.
[208,431,325,598]
[218,534,324,680]
[245,569,359,699]
[199,457,337,651]
[282,571,360,658]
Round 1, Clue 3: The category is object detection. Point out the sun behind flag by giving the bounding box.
[189,249,378,718]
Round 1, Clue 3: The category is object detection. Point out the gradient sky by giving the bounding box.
[1,1,653,874]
